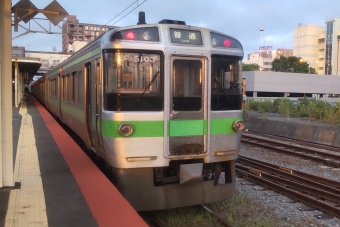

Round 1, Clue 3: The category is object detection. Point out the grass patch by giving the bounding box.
[245,97,340,126]
[142,206,223,227]
[210,193,276,227]
[140,193,278,227]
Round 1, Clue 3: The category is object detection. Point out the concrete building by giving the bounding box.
[293,24,324,74]
[275,48,293,59]
[324,17,340,75]
[293,19,340,76]
[25,50,71,74]
[62,15,115,53]
[245,52,273,71]
[244,47,294,72]
[12,46,25,57]
[243,71,340,102]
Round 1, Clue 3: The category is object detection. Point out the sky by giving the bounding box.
[11,0,340,58]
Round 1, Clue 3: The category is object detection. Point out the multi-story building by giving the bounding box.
[25,50,71,74]
[294,19,340,75]
[244,48,282,71]
[324,17,340,75]
[12,46,25,57]
[11,46,71,76]
[293,23,324,74]
[275,48,293,59]
[61,15,116,53]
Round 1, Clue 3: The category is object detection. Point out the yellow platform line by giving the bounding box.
[5,102,48,227]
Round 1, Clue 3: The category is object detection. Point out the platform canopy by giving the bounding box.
[12,57,42,82]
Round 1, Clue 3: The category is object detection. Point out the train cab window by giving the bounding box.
[103,51,163,111]
[211,56,242,110]
[172,59,202,111]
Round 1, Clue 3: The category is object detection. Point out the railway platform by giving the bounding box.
[0,94,147,227]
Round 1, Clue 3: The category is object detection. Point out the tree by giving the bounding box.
[272,56,317,74]
[242,63,261,71]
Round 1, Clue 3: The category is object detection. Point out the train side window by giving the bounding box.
[49,80,51,96]
[62,76,66,100]
[51,79,53,97]
[66,74,71,101]
[55,78,58,97]
[72,72,77,103]
[78,71,83,104]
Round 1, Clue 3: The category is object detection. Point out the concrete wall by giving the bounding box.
[244,114,340,148]
[243,71,340,94]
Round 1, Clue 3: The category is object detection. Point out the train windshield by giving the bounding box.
[103,51,163,111]
[211,56,242,110]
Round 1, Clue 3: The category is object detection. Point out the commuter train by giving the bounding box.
[31,13,245,211]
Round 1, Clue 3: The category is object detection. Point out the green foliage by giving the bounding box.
[245,97,340,125]
[257,100,276,113]
[272,56,317,74]
[242,63,261,71]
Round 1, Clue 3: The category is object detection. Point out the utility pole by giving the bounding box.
[259,28,264,70]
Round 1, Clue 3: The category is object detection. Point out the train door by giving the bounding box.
[88,59,103,150]
[84,63,94,147]
[168,57,207,156]
[58,74,64,121]
[95,60,104,150]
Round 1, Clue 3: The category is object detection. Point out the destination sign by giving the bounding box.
[169,28,203,45]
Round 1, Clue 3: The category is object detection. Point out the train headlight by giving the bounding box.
[232,120,245,132]
[118,123,134,137]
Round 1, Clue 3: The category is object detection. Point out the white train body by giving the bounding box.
[32,17,244,211]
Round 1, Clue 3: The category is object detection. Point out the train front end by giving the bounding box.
[100,21,244,211]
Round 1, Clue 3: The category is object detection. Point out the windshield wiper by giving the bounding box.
[212,74,224,92]
[139,70,160,100]
[212,74,229,100]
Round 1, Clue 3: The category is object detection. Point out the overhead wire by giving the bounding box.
[103,0,139,26]
[69,0,147,52]
[110,0,148,26]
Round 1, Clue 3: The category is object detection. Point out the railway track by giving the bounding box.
[236,155,340,218]
[143,205,235,227]
[200,205,235,227]
[241,131,340,167]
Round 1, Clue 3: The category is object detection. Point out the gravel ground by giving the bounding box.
[237,143,340,227]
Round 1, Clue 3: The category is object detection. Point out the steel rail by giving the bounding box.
[236,162,340,203]
[239,156,340,189]
[244,131,340,153]
[242,132,340,159]
[241,135,340,167]
[236,168,340,218]
[200,205,235,227]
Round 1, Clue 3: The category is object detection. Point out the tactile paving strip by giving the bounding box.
[5,102,48,227]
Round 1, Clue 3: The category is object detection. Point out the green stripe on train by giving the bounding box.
[49,98,85,123]
[102,118,241,138]
[47,98,241,138]
[168,119,206,137]
[210,118,241,134]
[102,120,164,138]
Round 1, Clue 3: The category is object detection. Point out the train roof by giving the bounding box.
[45,17,244,77]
